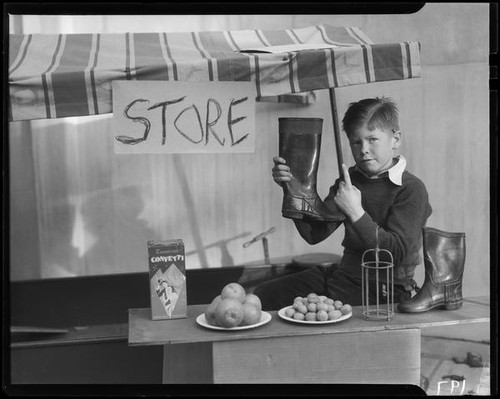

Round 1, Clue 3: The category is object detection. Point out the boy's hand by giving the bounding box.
[272,156,292,186]
[334,164,364,223]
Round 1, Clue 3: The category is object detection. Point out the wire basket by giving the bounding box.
[361,226,395,321]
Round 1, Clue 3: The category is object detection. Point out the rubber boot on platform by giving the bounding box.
[398,227,466,313]
[278,118,345,222]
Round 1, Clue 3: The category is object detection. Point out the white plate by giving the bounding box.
[196,311,272,331]
[278,305,352,325]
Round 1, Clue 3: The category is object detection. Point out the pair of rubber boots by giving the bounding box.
[398,227,466,313]
[278,118,345,222]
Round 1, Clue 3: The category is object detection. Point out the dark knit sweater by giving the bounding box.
[294,166,432,290]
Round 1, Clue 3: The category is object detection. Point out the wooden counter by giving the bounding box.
[128,296,489,384]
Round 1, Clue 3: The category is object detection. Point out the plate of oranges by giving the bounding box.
[196,311,271,331]
[278,293,352,325]
[197,282,271,331]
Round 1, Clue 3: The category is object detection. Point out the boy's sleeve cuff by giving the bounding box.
[351,212,378,248]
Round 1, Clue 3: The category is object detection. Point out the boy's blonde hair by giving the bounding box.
[342,97,400,137]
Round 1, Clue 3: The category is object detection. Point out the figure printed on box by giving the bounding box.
[155,278,174,308]
[152,264,184,317]
[254,97,450,312]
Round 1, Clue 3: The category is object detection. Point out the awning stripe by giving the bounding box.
[162,33,178,81]
[346,27,370,45]
[83,33,99,115]
[296,49,329,92]
[199,31,250,81]
[158,33,171,80]
[287,29,302,44]
[371,43,404,81]
[133,33,169,81]
[287,52,296,93]
[41,34,64,118]
[323,25,362,46]
[405,42,412,79]
[52,34,94,117]
[9,34,31,73]
[399,42,409,80]
[223,31,240,51]
[8,25,421,121]
[255,30,271,47]
[361,45,371,83]
[365,44,376,83]
[327,48,339,88]
[252,54,262,98]
[316,25,331,44]
[262,29,295,46]
[409,41,420,78]
[125,32,132,80]
[191,31,214,81]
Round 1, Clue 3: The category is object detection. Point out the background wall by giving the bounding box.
[9,4,490,299]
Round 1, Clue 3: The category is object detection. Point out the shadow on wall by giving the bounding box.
[76,185,157,275]
[184,232,253,267]
[77,184,253,273]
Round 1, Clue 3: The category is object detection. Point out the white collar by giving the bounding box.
[355,155,406,186]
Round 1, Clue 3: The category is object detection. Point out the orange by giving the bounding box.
[215,298,244,327]
[221,282,246,303]
[243,293,262,311]
[205,295,222,326]
[241,303,261,326]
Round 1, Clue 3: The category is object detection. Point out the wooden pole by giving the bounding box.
[328,87,345,181]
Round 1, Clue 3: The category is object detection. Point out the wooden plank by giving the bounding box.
[212,329,421,384]
[463,297,490,306]
[12,323,129,349]
[128,296,490,346]
[162,342,213,384]
[11,326,69,334]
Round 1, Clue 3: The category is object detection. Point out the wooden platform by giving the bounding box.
[128,296,489,384]
[128,296,489,346]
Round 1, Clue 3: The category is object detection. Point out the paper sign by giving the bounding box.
[112,81,255,154]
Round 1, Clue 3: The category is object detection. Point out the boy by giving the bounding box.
[254,97,432,310]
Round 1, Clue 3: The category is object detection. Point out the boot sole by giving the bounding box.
[282,211,345,222]
[398,301,463,313]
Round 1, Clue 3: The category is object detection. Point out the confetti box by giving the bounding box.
[148,239,188,320]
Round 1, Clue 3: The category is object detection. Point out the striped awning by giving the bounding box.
[8,25,421,122]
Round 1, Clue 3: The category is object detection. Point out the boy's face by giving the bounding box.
[348,125,401,177]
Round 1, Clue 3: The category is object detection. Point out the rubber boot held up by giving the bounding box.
[398,227,466,313]
[278,118,345,222]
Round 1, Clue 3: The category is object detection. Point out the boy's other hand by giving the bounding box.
[272,156,292,186]
[334,164,364,223]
